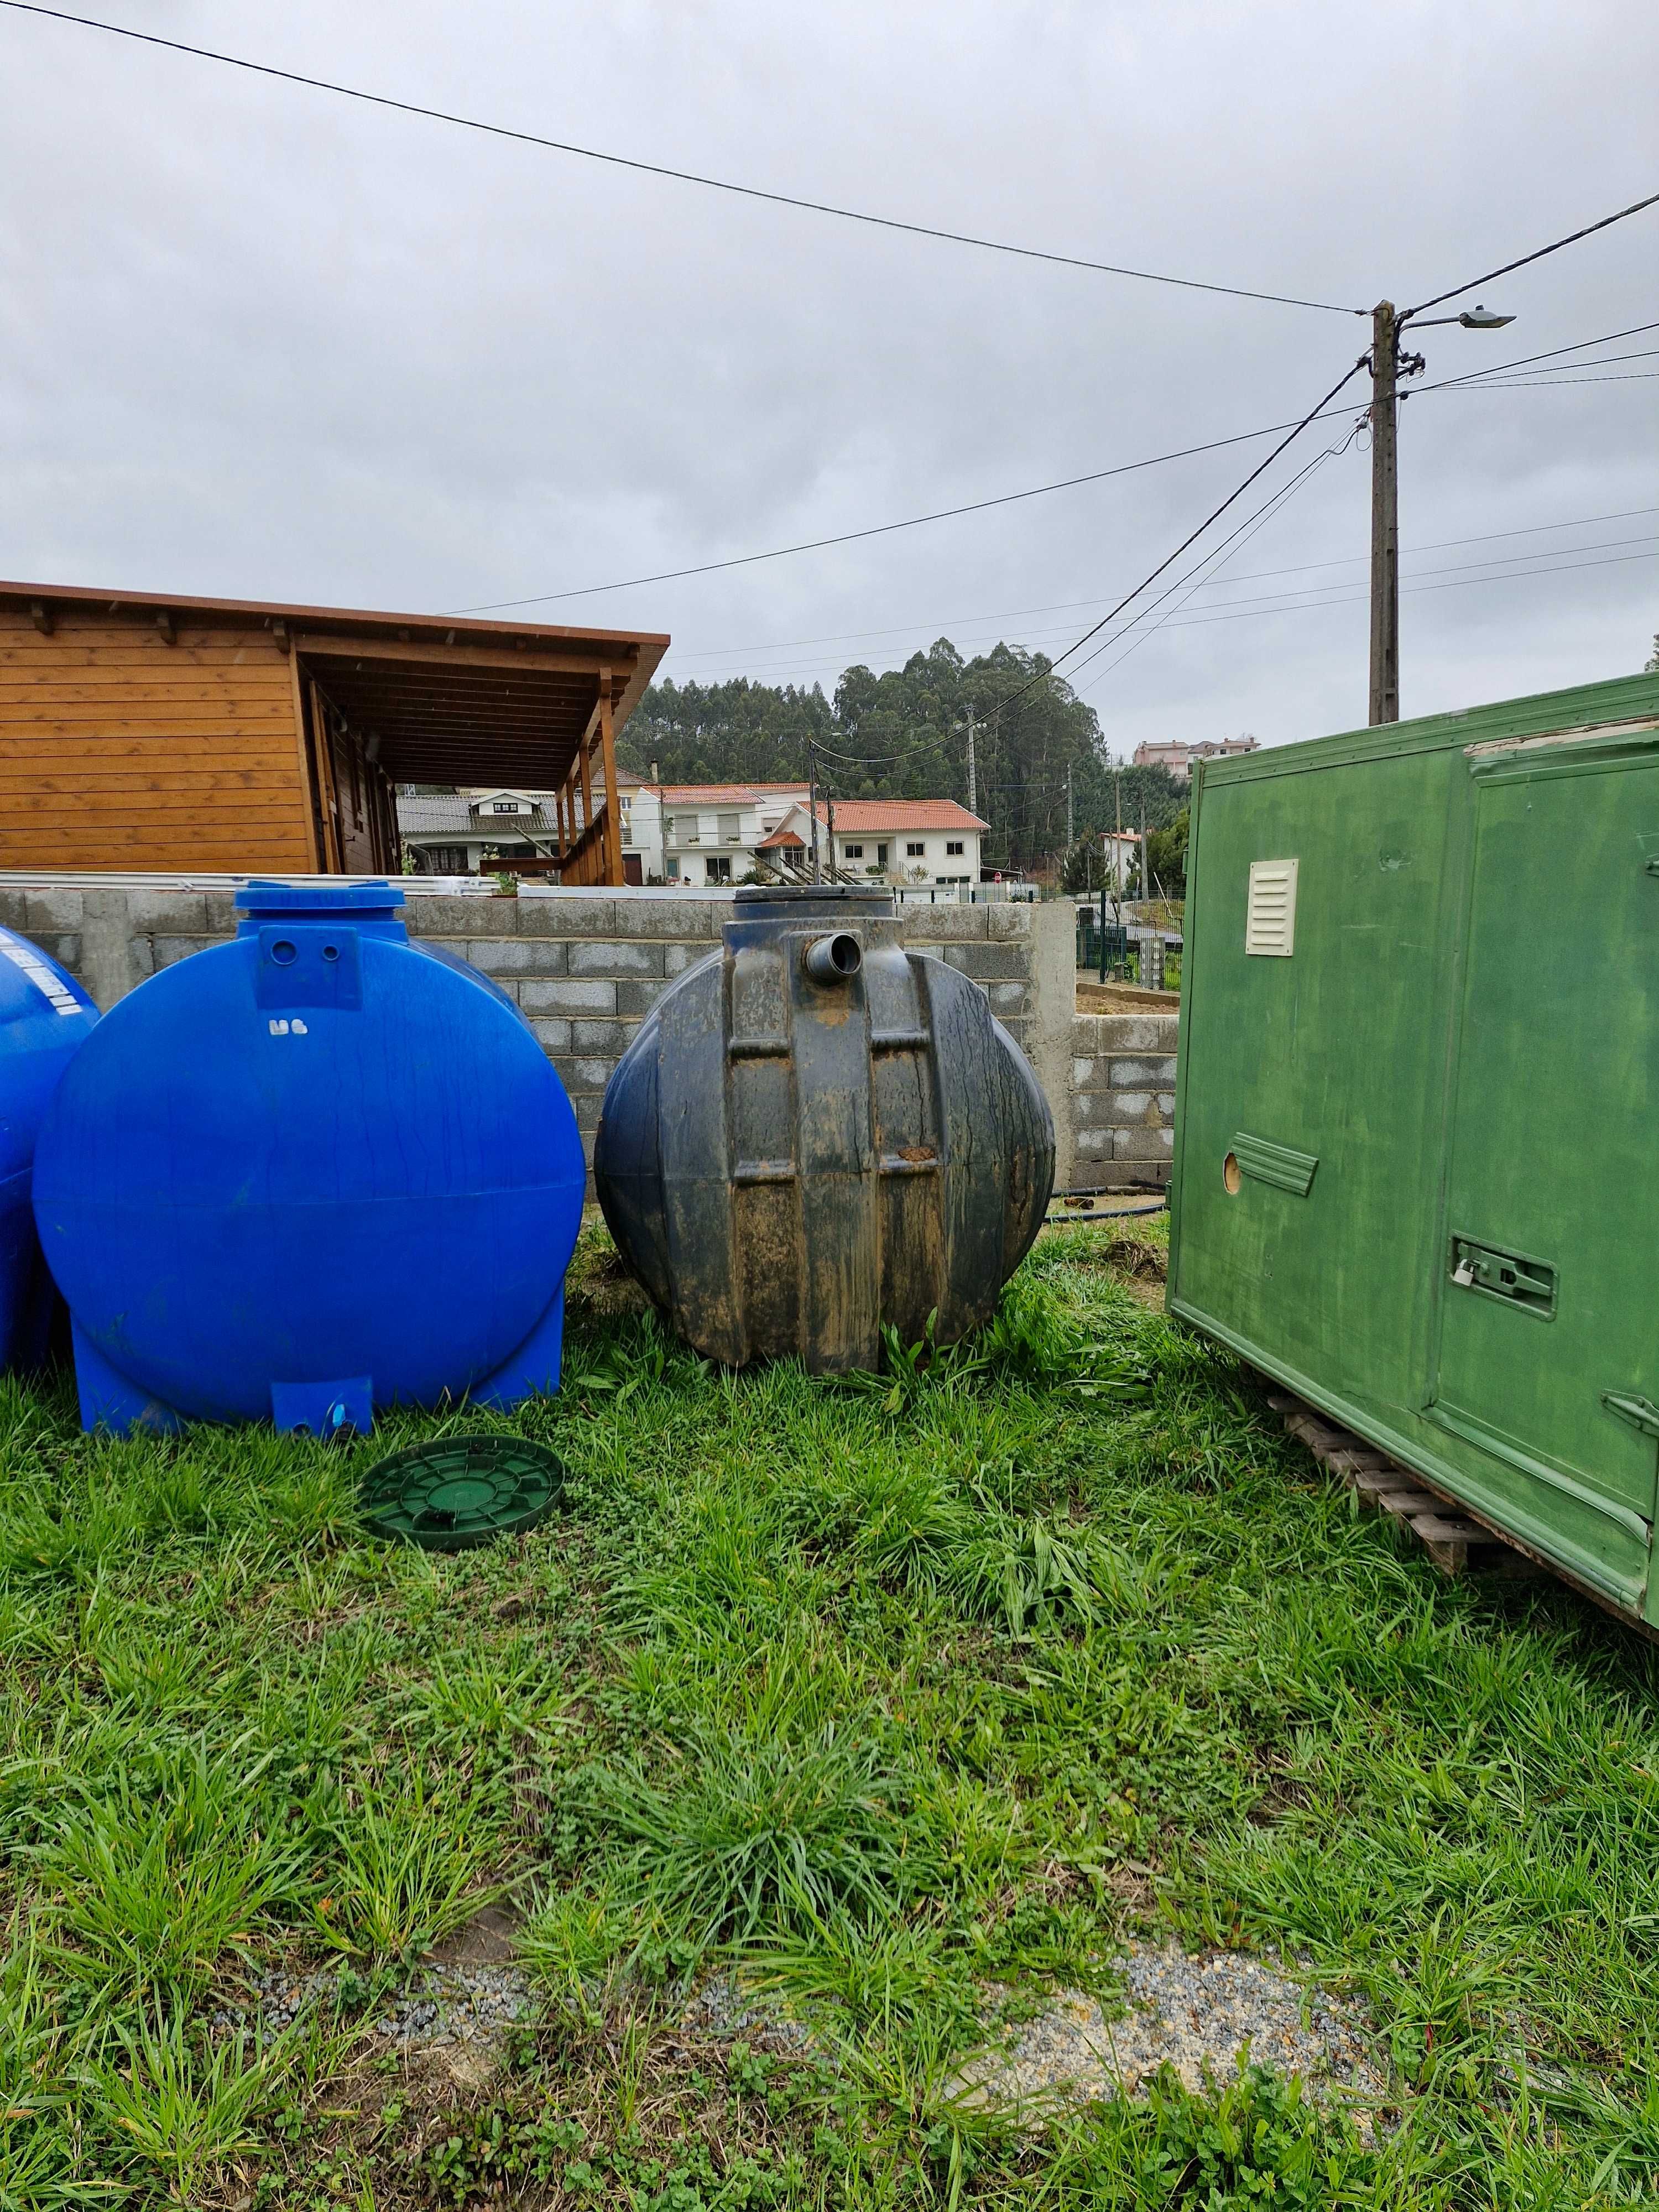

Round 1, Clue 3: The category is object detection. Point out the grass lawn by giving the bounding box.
[4,1218,1659,2208]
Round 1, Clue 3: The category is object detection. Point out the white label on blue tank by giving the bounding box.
[267,1019,310,1036]
[0,928,82,1015]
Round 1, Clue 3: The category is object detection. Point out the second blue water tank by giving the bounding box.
[33,881,585,1435]
[1,927,98,1373]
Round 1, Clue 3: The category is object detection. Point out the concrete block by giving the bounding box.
[624,896,722,938]
[615,978,669,1018]
[467,938,566,975]
[515,895,613,935]
[407,895,514,937]
[554,1056,615,1095]
[24,889,84,932]
[203,891,240,935]
[572,1019,632,1054]
[528,1018,572,1055]
[30,933,81,972]
[569,938,665,977]
[664,940,714,976]
[1076,1126,1114,1156]
[1104,1089,1154,1120]
[128,889,206,933]
[1110,1057,1178,1088]
[518,978,617,1016]
[893,904,987,942]
[1114,1126,1175,1161]
[952,941,1031,980]
[153,935,212,968]
[987,982,1027,1015]
[572,1093,604,1132]
[0,890,29,930]
[1072,1014,1105,1055]
[1094,1013,1180,1052]
[988,901,1034,940]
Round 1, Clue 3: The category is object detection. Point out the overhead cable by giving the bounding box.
[1404,188,1659,319]
[0,2,1364,316]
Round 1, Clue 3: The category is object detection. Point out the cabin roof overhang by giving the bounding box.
[0,578,669,790]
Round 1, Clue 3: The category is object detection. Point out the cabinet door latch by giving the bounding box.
[1448,1237,1557,1317]
[1602,1391,1659,1440]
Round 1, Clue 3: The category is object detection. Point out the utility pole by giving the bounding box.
[964,705,977,817]
[1368,300,1400,727]
[1065,761,1074,853]
[808,741,821,881]
[825,782,837,881]
[1367,296,1511,727]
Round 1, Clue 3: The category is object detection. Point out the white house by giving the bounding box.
[627,782,812,884]
[398,777,645,877]
[1098,829,1144,892]
[758,799,988,888]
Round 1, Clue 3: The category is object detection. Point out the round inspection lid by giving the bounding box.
[359,1435,565,1551]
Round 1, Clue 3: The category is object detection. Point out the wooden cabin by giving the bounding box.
[0,582,668,884]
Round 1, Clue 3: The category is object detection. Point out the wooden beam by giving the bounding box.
[155,612,177,646]
[29,601,53,637]
[295,634,637,680]
[597,663,624,886]
[287,644,321,871]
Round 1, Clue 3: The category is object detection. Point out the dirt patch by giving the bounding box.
[1077,980,1181,1013]
[950,1943,1390,2115]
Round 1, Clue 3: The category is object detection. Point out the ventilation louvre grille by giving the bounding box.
[1245,858,1298,957]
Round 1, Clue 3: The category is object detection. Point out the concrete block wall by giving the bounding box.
[0,880,1176,1192]
[1071,1012,1181,1188]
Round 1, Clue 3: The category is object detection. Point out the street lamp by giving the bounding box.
[1367,299,1515,725]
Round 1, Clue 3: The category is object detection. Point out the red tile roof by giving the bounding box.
[810,799,988,833]
[650,781,810,804]
[757,825,808,849]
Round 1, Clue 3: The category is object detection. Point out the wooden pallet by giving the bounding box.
[1264,1392,1538,1578]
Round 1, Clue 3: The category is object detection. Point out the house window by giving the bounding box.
[718,812,741,843]
[906,842,925,858]
[619,803,633,847]
[674,815,699,844]
[666,855,680,879]
[425,845,470,874]
[706,855,733,883]
[946,839,964,856]
[490,800,522,813]
[843,843,864,859]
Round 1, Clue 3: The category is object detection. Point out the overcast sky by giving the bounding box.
[2,0,1656,758]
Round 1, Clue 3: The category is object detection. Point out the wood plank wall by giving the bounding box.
[0,610,314,871]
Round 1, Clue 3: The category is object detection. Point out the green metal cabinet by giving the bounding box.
[1168,671,1659,1626]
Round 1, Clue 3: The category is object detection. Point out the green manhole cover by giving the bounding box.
[359,1436,565,1551]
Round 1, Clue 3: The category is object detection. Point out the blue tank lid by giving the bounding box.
[236,879,406,915]
[234,879,408,940]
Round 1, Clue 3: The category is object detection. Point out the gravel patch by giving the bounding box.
[951,1942,1390,2112]
[212,1960,533,2047]
[679,1971,817,2057]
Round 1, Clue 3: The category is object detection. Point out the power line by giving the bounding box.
[446,406,1386,614]
[663,505,1659,667]
[1426,322,1659,388]
[690,542,1659,692]
[0,1,1365,318]
[1404,187,1659,319]
[808,433,1355,769]
[1429,370,1659,390]
[462,325,1649,617]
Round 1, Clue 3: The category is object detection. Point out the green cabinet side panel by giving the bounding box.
[1169,671,1659,1625]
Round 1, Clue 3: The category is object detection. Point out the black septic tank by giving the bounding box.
[594,886,1055,1371]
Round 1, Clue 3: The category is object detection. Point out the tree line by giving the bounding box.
[621,639,1187,875]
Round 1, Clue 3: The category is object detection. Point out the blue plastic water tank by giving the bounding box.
[33,881,585,1436]
[0,928,98,1373]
